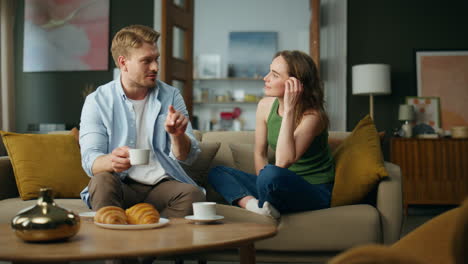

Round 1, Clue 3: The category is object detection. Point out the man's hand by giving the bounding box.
[110,146,131,173]
[165,105,188,136]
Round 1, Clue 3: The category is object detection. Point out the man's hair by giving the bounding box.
[111,25,160,67]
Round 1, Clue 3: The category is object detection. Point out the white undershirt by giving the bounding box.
[127,96,168,185]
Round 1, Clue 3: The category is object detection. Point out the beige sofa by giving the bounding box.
[0,130,403,263]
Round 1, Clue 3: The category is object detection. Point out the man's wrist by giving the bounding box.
[170,133,191,160]
[91,154,114,175]
[103,154,114,173]
[170,132,187,142]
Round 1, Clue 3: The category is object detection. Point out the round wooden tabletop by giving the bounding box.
[0,218,276,263]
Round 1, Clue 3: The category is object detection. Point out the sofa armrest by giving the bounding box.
[376,161,403,244]
[0,156,19,200]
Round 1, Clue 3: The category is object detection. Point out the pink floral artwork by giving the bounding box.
[416,51,468,130]
[23,0,109,72]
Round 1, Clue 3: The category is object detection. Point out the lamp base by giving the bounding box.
[401,121,412,138]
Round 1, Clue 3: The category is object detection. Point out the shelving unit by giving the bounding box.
[192,78,264,131]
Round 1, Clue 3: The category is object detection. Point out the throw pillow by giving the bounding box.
[331,115,389,207]
[0,131,90,200]
[69,127,80,143]
[229,143,275,175]
[181,142,221,186]
[328,131,385,152]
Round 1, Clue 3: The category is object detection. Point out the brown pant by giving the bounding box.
[88,172,205,218]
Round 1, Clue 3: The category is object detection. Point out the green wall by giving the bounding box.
[14,0,154,132]
[347,0,468,157]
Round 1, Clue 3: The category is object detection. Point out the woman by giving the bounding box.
[208,50,334,218]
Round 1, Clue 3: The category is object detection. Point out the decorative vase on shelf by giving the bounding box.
[11,188,80,242]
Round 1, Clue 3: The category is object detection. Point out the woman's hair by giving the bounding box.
[111,25,160,67]
[274,50,329,129]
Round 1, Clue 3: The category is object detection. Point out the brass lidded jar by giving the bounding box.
[11,188,80,242]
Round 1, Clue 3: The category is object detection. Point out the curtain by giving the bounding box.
[0,0,16,132]
[321,0,347,131]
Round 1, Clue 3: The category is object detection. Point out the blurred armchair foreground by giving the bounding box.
[329,198,468,264]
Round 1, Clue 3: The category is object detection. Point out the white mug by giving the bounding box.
[129,149,150,165]
[192,202,217,219]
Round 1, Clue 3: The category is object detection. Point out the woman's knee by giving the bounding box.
[208,166,227,184]
[257,164,289,187]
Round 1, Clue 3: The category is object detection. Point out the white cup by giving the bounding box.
[129,149,150,165]
[192,202,217,219]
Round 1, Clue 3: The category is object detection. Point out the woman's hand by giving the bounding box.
[284,77,303,112]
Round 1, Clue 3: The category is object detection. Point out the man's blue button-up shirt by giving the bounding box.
[79,78,201,208]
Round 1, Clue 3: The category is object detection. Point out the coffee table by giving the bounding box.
[0,217,276,264]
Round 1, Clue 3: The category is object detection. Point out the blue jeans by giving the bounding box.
[208,164,333,214]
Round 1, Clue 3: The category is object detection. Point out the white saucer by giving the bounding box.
[79,211,96,218]
[185,215,224,224]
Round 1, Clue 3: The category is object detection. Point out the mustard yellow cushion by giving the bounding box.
[0,131,89,200]
[329,131,385,152]
[331,115,388,207]
[69,127,80,144]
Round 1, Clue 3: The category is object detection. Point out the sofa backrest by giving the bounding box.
[0,130,352,201]
[201,131,256,168]
[201,130,351,171]
[0,156,19,200]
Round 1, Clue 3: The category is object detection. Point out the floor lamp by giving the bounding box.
[352,64,391,120]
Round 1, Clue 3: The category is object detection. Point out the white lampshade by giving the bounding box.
[398,104,415,121]
[352,64,391,95]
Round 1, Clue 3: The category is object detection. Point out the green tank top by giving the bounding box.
[267,98,335,184]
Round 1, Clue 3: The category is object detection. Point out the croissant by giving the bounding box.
[94,206,128,225]
[125,203,160,225]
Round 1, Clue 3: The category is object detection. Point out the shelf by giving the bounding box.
[194,78,263,81]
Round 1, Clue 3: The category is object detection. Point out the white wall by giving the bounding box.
[193,0,310,130]
[153,0,161,31]
[320,0,347,131]
[194,0,310,77]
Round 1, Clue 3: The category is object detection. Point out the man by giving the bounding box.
[79,24,205,218]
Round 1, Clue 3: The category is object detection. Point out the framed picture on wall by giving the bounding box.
[406,96,441,132]
[228,32,278,78]
[415,50,468,130]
